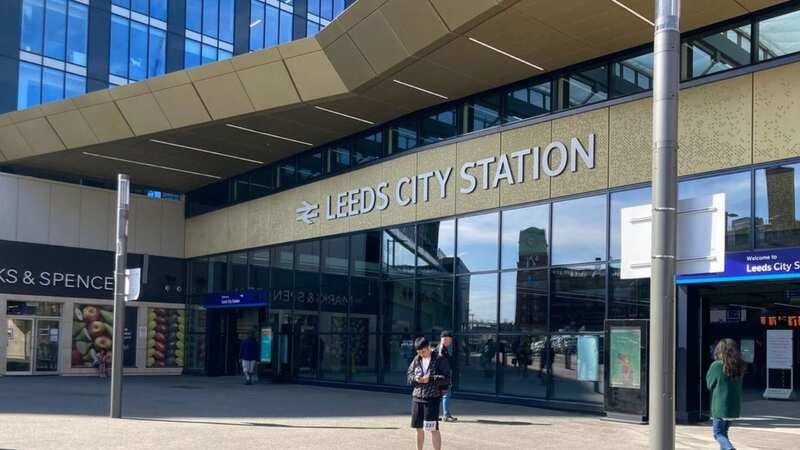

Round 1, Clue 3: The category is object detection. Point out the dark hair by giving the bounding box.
[414,337,429,351]
[440,330,452,338]
[714,338,745,378]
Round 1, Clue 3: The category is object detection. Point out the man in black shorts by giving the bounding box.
[407,337,451,450]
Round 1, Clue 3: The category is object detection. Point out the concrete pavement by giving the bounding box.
[0,376,797,449]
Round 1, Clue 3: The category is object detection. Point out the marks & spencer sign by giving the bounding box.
[296,134,596,224]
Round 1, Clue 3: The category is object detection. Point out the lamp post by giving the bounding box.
[110,174,130,419]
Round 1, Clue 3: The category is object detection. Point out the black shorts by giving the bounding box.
[410,399,440,430]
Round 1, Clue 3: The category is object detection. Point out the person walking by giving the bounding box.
[239,332,258,385]
[437,330,457,422]
[706,338,745,450]
[408,337,451,450]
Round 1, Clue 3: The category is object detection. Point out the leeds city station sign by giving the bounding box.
[296,134,596,225]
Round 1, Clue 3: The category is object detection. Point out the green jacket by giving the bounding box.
[705,360,743,419]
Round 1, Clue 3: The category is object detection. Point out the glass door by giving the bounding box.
[34,320,60,373]
[6,318,34,373]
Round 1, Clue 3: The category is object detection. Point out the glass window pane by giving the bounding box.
[131,0,148,14]
[64,73,85,98]
[203,0,219,37]
[468,93,501,132]
[382,334,415,386]
[549,334,604,403]
[201,44,217,65]
[248,249,269,290]
[306,20,319,37]
[321,0,333,20]
[66,2,88,66]
[112,0,130,8]
[41,67,64,104]
[308,0,320,15]
[758,9,800,61]
[148,27,166,77]
[390,117,418,154]
[350,332,379,384]
[129,21,148,81]
[498,334,548,398]
[350,231,381,277]
[609,187,651,260]
[352,131,383,166]
[418,277,453,334]
[250,0,265,51]
[327,143,350,173]
[17,62,42,110]
[190,258,209,295]
[279,10,292,43]
[501,204,549,270]
[295,240,320,272]
[230,252,248,291]
[551,264,607,332]
[679,171,751,251]
[457,273,497,332]
[457,334,497,393]
[417,219,455,276]
[231,174,250,202]
[421,107,459,145]
[21,0,45,54]
[208,255,228,292]
[611,51,653,97]
[684,24,751,79]
[151,0,168,21]
[561,64,608,109]
[500,270,547,334]
[552,195,607,265]
[265,5,279,47]
[322,236,349,274]
[110,15,130,77]
[382,226,416,277]
[297,151,323,183]
[333,0,345,15]
[250,166,274,197]
[755,163,800,248]
[219,0,235,43]
[457,212,499,273]
[186,0,202,32]
[319,334,347,380]
[271,244,294,269]
[350,277,379,335]
[185,39,202,68]
[505,80,551,123]
[320,273,348,318]
[609,262,649,319]
[295,271,320,312]
[382,280,415,333]
[43,0,67,60]
[218,49,232,60]
[277,159,296,188]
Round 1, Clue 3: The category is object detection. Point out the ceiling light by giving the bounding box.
[611,0,654,27]
[82,152,221,179]
[468,37,544,71]
[149,139,263,164]
[225,123,313,146]
[250,19,262,28]
[314,106,374,125]
[392,79,448,100]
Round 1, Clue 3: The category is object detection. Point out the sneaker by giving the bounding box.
[444,416,458,422]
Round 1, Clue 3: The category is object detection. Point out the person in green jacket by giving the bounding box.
[706,338,745,450]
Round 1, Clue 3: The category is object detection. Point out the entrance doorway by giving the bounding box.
[206,307,263,376]
[697,281,800,424]
[6,318,61,374]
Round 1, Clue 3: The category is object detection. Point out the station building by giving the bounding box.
[1,0,800,423]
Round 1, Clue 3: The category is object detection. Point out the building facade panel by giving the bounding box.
[609,97,652,188]
[753,61,800,163]
[455,133,502,215]
[550,107,610,197]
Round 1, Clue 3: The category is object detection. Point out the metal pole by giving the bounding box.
[650,0,680,448]
[110,174,130,419]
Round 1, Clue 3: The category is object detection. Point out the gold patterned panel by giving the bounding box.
[416,143,457,221]
[550,108,609,198]
[348,164,386,232]
[226,202,249,252]
[609,97,653,188]
[455,134,502,214]
[500,122,552,207]
[753,62,800,164]
[381,153,418,227]
[678,74,752,176]
[245,195,274,248]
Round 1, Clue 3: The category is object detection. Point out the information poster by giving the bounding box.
[767,330,793,369]
[146,308,185,368]
[610,327,642,389]
[577,335,599,382]
[741,339,755,364]
[260,328,272,363]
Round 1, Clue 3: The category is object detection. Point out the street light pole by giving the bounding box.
[650,0,680,448]
[110,174,130,419]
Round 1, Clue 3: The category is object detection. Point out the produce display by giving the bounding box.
[71,304,114,368]
[146,308,185,368]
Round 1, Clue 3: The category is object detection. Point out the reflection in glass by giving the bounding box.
[421,107,459,145]
[382,334,416,386]
[294,326,318,377]
[208,255,228,292]
[295,271,320,312]
[350,332,378,384]
[417,220,455,276]
[457,212,499,273]
[230,252,248,291]
[350,277,379,332]
[417,278,453,334]
[352,132,383,166]
[609,263,649,320]
[505,80,551,123]
[609,187,651,260]
[498,334,548,398]
[683,24,751,79]
[468,94,501,132]
[457,274,498,332]
[501,204,549,270]
[110,15,129,77]
[561,65,608,108]
[351,232,381,277]
[390,117,418,154]
[500,270,547,334]
[67,2,88,66]
[297,151,323,183]
[382,279,415,333]
[679,171,751,251]
[249,0,265,50]
[43,0,67,60]
[611,51,653,97]
[552,195,606,265]
[382,226,416,277]
[320,274,348,320]
[327,144,351,174]
[550,264,606,332]
[458,334,497,394]
[758,10,800,61]
[17,63,42,110]
[755,164,800,248]
[21,0,45,54]
[549,334,604,403]
[271,244,294,269]
[248,249,269,290]
[295,240,320,272]
[322,236,348,275]
[190,258,209,295]
[184,39,201,68]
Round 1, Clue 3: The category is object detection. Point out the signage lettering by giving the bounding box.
[0,267,114,292]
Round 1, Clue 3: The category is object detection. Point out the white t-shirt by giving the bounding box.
[421,356,431,375]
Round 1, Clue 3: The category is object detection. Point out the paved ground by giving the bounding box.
[0,376,797,450]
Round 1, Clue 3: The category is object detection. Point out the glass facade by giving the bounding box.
[188,3,800,217]
[185,0,234,68]
[109,2,167,85]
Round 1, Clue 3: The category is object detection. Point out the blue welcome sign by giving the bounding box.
[678,248,800,284]
[206,290,269,309]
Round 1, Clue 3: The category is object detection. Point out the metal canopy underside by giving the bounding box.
[0,0,785,193]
